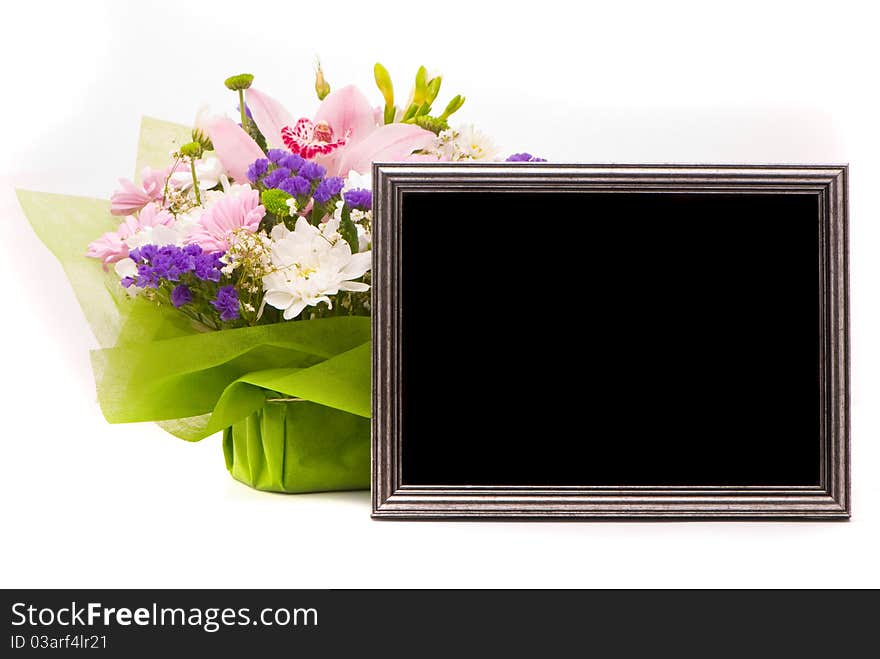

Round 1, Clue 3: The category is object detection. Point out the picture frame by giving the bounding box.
[371,163,849,519]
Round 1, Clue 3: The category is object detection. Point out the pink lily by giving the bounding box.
[247,84,434,177]
[245,87,294,149]
[204,117,265,183]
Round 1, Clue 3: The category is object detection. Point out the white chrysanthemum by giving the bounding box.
[262,217,371,320]
[453,124,500,161]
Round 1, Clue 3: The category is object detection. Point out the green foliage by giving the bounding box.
[338,205,359,254]
[224,73,254,91]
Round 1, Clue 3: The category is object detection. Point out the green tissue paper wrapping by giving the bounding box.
[17,117,371,493]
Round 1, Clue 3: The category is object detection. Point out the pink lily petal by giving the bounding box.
[246,88,294,149]
[205,117,265,183]
[335,123,436,176]
[405,153,445,162]
[315,85,378,146]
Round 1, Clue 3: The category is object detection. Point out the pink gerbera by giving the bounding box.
[186,189,265,252]
[281,118,349,159]
[109,166,172,216]
[87,202,175,267]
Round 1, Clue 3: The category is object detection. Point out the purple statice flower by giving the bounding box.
[194,251,224,282]
[129,244,158,264]
[171,284,192,308]
[280,153,305,173]
[313,176,344,203]
[135,264,160,288]
[506,152,547,162]
[212,285,240,321]
[183,244,203,257]
[298,161,325,181]
[262,167,291,189]
[266,149,288,163]
[278,175,311,198]
[120,276,136,288]
[343,188,372,210]
[150,245,196,281]
[246,158,270,183]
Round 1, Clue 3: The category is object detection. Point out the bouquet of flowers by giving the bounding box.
[18,63,544,493]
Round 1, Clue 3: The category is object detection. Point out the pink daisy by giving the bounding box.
[186,189,265,252]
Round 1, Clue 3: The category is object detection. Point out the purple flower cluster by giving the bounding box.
[506,152,547,162]
[343,188,372,210]
[124,244,223,290]
[299,161,325,181]
[246,152,343,206]
[211,285,240,321]
[313,176,344,203]
[171,284,192,308]
[278,176,311,197]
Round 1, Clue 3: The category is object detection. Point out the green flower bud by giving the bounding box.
[401,103,420,122]
[315,59,331,100]
[413,65,428,105]
[261,188,293,217]
[412,115,449,135]
[179,141,203,159]
[224,73,254,91]
[426,76,442,105]
[439,94,466,120]
[374,62,395,113]
[191,128,213,152]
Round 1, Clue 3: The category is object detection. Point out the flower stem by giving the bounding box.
[238,90,247,131]
[189,158,201,205]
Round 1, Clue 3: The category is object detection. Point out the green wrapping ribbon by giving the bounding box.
[16,117,371,493]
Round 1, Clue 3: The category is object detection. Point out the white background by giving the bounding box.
[0,0,878,588]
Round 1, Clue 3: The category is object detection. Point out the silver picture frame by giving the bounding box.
[371,163,850,519]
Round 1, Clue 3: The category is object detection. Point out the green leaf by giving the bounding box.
[339,205,359,254]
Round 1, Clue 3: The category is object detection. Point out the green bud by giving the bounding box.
[416,101,431,116]
[224,73,254,91]
[373,62,394,108]
[314,59,331,100]
[401,103,420,123]
[413,65,428,105]
[191,128,213,152]
[426,76,442,105]
[439,94,465,120]
[179,141,203,159]
[412,115,449,135]
[383,105,397,125]
[261,188,293,217]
